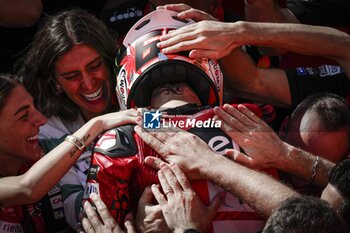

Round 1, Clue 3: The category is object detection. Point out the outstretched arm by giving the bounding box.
[244,0,299,24]
[244,0,299,55]
[135,126,300,218]
[0,109,138,207]
[221,47,291,107]
[158,19,350,77]
[214,104,333,188]
[157,5,350,76]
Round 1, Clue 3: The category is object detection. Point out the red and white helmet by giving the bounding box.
[116,9,223,109]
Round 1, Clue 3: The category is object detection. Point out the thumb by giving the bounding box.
[207,191,225,217]
[124,213,137,233]
[138,186,154,206]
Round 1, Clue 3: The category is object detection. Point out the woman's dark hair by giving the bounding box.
[17,8,118,122]
[0,74,20,112]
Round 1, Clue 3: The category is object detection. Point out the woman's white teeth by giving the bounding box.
[27,135,38,141]
[83,87,103,101]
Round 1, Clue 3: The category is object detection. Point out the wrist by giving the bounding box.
[85,117,104,137]
[275,142,294,170]
[199,152,226,179]
[273,141,290,168]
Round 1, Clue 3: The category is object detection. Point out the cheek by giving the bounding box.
[100,67,111,82]
[59,81,80,95]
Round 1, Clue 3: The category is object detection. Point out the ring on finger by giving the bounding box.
[164,189,173,196]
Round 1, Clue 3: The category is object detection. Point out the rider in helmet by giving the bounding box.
[116,8,223,110]
[83,9,274,233]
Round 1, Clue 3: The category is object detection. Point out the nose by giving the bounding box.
[81,72,95,90]
[32,108,47,127]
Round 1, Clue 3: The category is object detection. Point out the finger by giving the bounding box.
[158,169,175,198]
[160,163,183,193]
[214,115,245,144]
[124,213,137,233]
[158,25,195,42]
[225,149,255,168]
[223,104,256,128]
[188,49,224,60]
[144,156,165,171]
[83,200,102,231]
[90,194,116,229]
[81,217,95,233]
[169,163,192,191]
[134,126,168,156]
[237,104,267,125]
[177,8,217,22]
[207,192,226,218]
[126,108,139,116]
[156,5,165,10]
[151,184,167,205]
[159,37,199,54]
[214,106,252,133]
[162,3,192,12]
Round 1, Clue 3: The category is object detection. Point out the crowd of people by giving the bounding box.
[0,0,350,233]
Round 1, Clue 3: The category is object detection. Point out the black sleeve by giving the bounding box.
[286,66,350,108]
[286,0,350,27]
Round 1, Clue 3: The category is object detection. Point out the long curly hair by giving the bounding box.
[17,8,118,122]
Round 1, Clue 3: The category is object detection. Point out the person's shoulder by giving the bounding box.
[39,116,70,139]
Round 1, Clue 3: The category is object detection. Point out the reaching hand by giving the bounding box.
[158,20,240,59]
[152,163,223,233]
[155,4,242,59]
[135,187,170,233]
[213,104,287,169]
[134,125,219,180]
[81,194,136,233]
[156,3,218,22]
[96,109,139,132]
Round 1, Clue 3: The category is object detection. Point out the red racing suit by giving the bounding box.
[83,104,278,233]
[0,163,46,233]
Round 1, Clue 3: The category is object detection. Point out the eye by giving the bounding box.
[88,59,102,71]
[19,113,29,121]
[63,73,80,80]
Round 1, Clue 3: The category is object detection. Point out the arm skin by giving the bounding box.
[157,4,350,106]
[213,104,334,188]
[244,0,299,55]
[221,47,292,107]
[0,109,138,207]
[135,125,300,218]
[0,0,42,27]
[244,0,299,24]
[159,20,350,78]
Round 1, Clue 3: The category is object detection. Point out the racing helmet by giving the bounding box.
[116,9,223,109]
